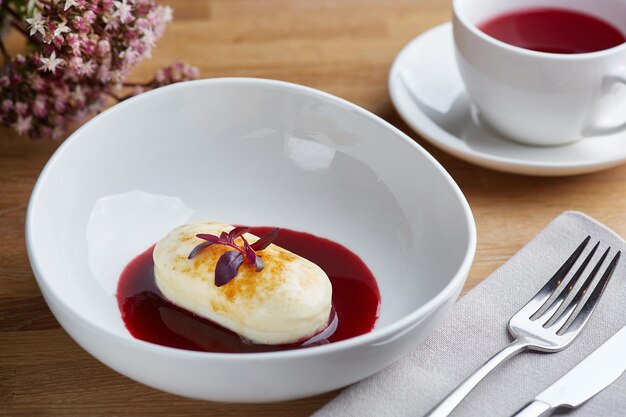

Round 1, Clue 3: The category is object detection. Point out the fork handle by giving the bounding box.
[426,339,530,417]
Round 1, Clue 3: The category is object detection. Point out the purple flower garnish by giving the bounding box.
[188,227,280,287]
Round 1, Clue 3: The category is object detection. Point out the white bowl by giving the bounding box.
[26,78,476,403]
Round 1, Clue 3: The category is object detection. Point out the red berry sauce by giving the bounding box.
[116,227,380,353]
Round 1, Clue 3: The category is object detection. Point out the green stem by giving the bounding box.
[4,4,44,45]
[117,93,138,101]
[10,20,28,37]
[0,37,9,63]
[4,4,23,23]
[107,91,124,102]
[122,81,153,88]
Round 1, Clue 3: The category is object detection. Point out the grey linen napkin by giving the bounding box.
[313,212,626,417]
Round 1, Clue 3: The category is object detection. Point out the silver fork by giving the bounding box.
[427,236,621,417]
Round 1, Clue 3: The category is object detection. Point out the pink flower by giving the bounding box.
[66,33,81,56]
[2,100,13,112]
[68,57,83,74]
[13,116,33,135]
[113,0,134,24]
[53,20,71,38]
[54,97,67,113]
[157,6,173,24]
[30,74,45,90]
[103,16,120,31]
[25,11,46,37]
[142,29,156,48]
[33,96,47,117]
[39,51,64,73]
[77,60,96,77]
[64,0,79,11]
[71,16,89,33]
[40,126,53,138]
[96,39,111,57]
[15,102,28,115]
[71,86,86,104]
[1,0,199,139]
[152,62,200,87]
[97,65,111,82]
[135,17,149,30]
[186,65,200,79]
[84,11,96,25]
[52,126,65,139]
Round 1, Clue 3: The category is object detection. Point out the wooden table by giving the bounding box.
[2,1,626,415]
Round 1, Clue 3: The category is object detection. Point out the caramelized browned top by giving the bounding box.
[168,233,299,302]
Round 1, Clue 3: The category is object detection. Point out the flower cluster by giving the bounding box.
[0,0,200,139]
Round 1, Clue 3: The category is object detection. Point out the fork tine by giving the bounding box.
[558,250,621,335]
[545,246,608,330]
[526,236,590,317]
[534,241,599,323]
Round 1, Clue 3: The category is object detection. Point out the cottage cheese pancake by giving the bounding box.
[153,221,333,345]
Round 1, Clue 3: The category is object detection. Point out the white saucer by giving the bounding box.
[389,23,626,176]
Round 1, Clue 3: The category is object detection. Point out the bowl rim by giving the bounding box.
[26,77,477,360]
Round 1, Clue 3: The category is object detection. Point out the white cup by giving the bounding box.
[453,0,626,146]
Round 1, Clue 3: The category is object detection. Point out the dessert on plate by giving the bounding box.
[153,221,333,345]
[117,221,380,353]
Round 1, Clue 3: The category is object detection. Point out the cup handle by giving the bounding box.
[583,68,626,136]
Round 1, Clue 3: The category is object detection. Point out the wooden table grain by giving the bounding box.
[2,1,626,416]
